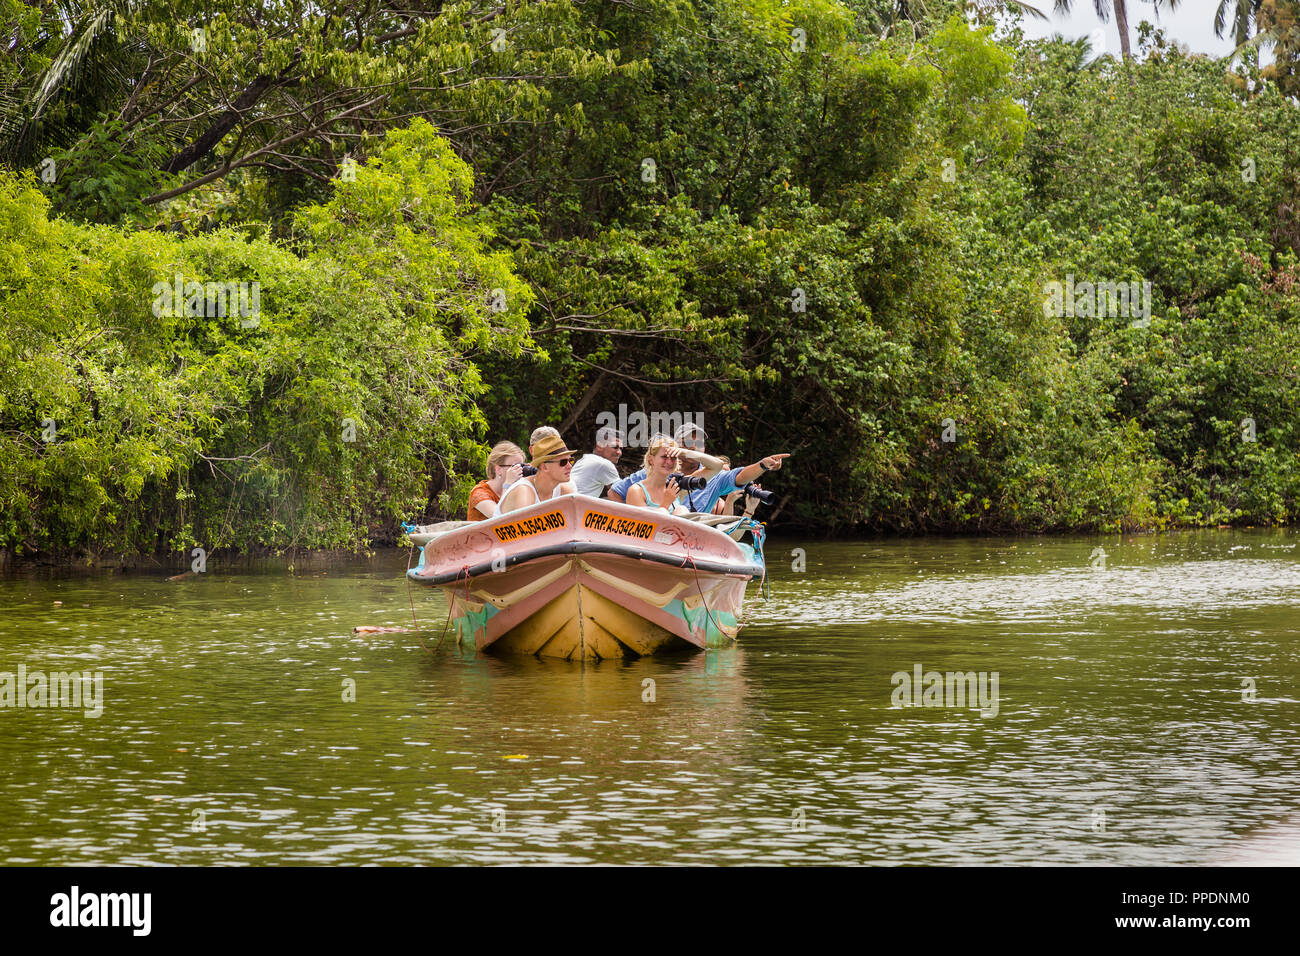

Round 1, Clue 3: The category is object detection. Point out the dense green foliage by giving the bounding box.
[2,1,1299,558]
[0,119,530,555]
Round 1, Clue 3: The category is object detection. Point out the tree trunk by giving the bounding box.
[559,369,610,438]
[161,74,279,174]
[1114,0,1132,63]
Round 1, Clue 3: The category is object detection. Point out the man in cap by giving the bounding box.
[607,423,704,503]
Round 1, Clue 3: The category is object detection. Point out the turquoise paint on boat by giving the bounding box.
[667,597,740,647]
[454,601,499,643]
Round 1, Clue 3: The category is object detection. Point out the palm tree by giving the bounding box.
[1215,1,1264,46]
[1210,2,1300,97]
[1,2,143,168]
[1257,0,1300,96]
[1052,1,1182,63]
[872,1,1050,30]
[963,0,1051,19]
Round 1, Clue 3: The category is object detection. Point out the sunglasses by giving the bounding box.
[548,457,575,467]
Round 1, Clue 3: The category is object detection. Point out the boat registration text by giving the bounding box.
[583,511,657,540]
[493,510,566,542]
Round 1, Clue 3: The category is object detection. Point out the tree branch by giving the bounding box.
[143,94,387,204]
[572,354,728,387]
[559,369,609,435]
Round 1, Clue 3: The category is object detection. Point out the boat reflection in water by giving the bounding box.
[402,643,756,848]
[407,495,766,660]
[415,642,750,717]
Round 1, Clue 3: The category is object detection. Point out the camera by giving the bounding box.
[520,464,537,477]
[741,482,775,504]
[667,473,708,491]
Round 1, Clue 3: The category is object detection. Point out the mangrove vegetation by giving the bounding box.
[2,0,1300,559]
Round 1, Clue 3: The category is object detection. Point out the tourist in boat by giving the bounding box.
[716,458,764,519]
[497,434,579,513]
[664,425,790,514]
[679,449,787,514]
[528,425,560,457]
[625,435,692,515]
[502,426,562,497]
[608,423,709,502]
[466,441,526,521]
[714,457,742,513]
[610,422,788,515]
[569,426,624,498]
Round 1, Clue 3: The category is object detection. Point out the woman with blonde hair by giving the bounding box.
[625,435,690,515]
[466,441,526,521]
[500,425,563,498]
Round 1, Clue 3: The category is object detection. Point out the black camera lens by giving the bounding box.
[667,473,708,491]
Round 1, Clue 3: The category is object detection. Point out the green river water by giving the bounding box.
[1,530,1298,865]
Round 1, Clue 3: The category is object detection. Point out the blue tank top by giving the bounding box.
[634,480,686,515]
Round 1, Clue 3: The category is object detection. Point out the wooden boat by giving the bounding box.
[406,494,765,660]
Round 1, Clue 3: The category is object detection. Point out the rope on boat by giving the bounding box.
[459,565,475,645]
[750,521,772,623]
[430,564,471,653]
[736,562,768,629]
[406,537,464,655]
[680,545,731,645]
[406,541,440,655]
[681,516,772,643]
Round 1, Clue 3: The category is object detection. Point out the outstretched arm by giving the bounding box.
[735,453,790,486]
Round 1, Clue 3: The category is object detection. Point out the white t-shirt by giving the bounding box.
[569,454,620,497]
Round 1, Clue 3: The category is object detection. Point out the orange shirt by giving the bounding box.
[466,480,500,521]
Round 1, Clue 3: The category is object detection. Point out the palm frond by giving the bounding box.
[30,5,119,122]
[966,1,1051,20]
[3,2,143,166]
[1227,28,1277,60]
[1215,0,1264,48]
[1005,2,1051,21]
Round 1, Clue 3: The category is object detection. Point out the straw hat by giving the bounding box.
[530,434,578,467]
